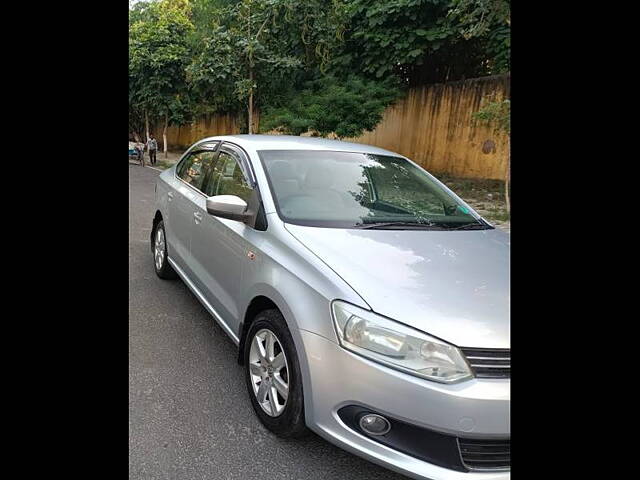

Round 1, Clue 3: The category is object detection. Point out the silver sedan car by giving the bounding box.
[151,135,510,480]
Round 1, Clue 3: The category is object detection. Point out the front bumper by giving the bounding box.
[299,330,510,480]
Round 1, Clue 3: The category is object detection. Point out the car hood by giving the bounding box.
[284,224,510,349]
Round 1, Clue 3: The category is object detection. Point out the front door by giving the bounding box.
[190,144,256,337]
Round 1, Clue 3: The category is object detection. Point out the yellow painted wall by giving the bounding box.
[164,113,242,149]
[347,74,510,180]
[163,75,509,180]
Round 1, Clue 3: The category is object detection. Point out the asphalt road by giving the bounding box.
[129,164,407,480]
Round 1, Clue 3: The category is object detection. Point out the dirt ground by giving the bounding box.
[141,152,510,233]
[151,151,182,169]
[435,174,510,232]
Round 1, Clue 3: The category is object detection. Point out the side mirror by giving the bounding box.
[206,195,250,223]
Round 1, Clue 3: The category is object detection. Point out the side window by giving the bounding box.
[202,152,225,197]
[177,150,217,191]
[206,150,253,202]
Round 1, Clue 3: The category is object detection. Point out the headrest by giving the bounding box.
[304,163,334,190]
[270,161,296,181]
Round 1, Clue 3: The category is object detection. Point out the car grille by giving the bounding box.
[459,438,510,470]
[460,347,510,378]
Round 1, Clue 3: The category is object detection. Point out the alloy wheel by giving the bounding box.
[248,328,290,417]
[154,227,165,271]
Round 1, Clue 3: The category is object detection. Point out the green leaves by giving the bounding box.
[186,0,306,119]
[129,0,510,139]
[447,0,510,72]
[472,97,510,134]
[332,0,509,84]
[260,75,402,138]
[129,0,194,127]
[333,0,461,84]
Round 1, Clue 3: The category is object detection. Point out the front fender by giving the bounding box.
[239,282,324,426]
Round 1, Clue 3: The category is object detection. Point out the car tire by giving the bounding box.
[244,309,308,438]
[152,220,177,280]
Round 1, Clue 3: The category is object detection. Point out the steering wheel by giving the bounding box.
[280,193,314,208]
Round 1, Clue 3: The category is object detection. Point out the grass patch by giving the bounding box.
[433,173,509,226]
[154,159,173,170]
[485,208,510,222]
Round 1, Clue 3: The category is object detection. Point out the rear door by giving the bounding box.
[166,144,219,275]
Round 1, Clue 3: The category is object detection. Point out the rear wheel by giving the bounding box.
[152,220,177,279]
[244,309,308,438]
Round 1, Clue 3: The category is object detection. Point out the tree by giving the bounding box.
[129,0,194,156]
[448,0,510,72]
[448,0,510,38]
[129,102,146,142]
[130,0,510,155]
[472,97,510,213]
[257,0,348,73]
[331,0,479,85]
[329,0,509,85]
[260,75,401,138]
[188,1,303,133]
[187,0,348,130]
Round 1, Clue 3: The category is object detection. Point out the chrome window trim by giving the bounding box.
[172,140,257,197]
[172,139,266,231]
[175,175,209,198]
[215,142,267,231]
[219,141,258,188]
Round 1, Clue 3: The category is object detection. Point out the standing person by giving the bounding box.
[147,134,158,166]
[135,139,144,166]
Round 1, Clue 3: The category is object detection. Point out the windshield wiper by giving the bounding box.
[443,222,492,230]
[353,221,440,230]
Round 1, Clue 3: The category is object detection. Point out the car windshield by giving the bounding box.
[259,150,490,229]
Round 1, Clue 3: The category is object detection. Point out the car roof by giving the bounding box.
[195,134,401,157]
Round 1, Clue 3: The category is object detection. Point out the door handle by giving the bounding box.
[167,192,174,201]
[193,211,203,224]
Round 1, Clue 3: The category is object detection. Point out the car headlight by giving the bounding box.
[331,300,473,384]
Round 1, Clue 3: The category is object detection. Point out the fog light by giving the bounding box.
[359,414,391,436]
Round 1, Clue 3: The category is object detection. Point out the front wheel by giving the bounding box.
[244,309,308,438]
[152,220,177,279]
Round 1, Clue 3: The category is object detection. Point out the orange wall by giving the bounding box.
[164,113,242,149]
[163,75,510,180]
[347,75,510,179]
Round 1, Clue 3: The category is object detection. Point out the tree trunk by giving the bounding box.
[505,153,510,215]
[163,113,168,159]
[145,111,149,142]
[247,1,253,135]
[248,74,254,135]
